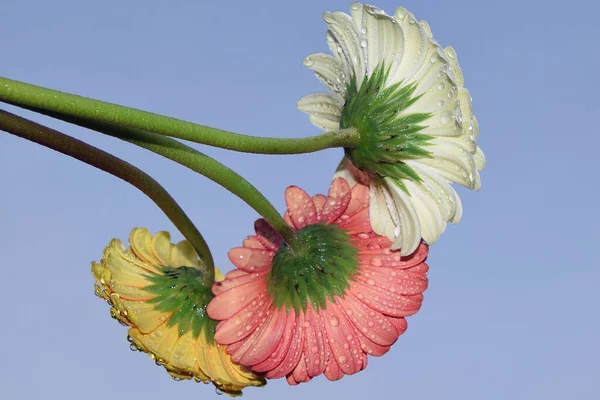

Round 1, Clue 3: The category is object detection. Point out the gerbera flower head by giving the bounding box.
[92,228,266,397]
[207,178,429,384]
[298,3,485,255]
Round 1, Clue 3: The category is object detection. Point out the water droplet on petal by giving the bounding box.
[329,316,340,327]
[338,355,348,364]
[303,57,314,67]
[360,39,368,48]
[440,111,453,125]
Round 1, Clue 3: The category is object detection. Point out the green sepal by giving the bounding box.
[340,62,434,182]
[268,223,359,313]
[144,266,217,343]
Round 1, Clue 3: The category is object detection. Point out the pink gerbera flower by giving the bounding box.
[207,178,429,384]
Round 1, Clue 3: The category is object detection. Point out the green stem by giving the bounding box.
[0,77,360,154]
[0,108,215,279]
[21,108,298,248]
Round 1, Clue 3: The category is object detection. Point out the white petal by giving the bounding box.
[297,93,342,132]
[384,177,422,255]
[356,5,403,77]
[450,186,463,224]
[404,180,445,245]
[444,46,464,87]
[473,146,486,171]
[389,7,428,84]
[308,114,340,131]
[417,140,477,189]
[369,181,400,242]
[302,53,347,101]
[323,12,366,81]
[407,161,459,222]
[297,93,342,118]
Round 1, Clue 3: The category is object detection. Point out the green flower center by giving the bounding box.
[144,266,216,342]
[340,63,434,190]
[268,223,359,312]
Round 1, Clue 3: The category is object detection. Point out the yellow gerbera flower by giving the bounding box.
[92,228,266,397]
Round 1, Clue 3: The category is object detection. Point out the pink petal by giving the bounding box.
[349,280,423,317]
[253,311,297,373]
[355,329,392,357]
[321,301,363,375]
[339,208,371,235]
[212,291,271,344]
[345,183,370,216]
[207,279,267,320]
[243,235,264,249]
[226,339,244,354]
[286,374,298,386]
[303,305,326,378]
[235,309,287,366]
[406,262,429,275]
[312,194,327,218]
[228,247,275,273]
[323,347,344,381]
[224,269,247,279]
[352,233,393,250]
[356,266,428,296]
[212,271,266,296]
[266,311,305,379]
[283,211,294,228]
[358,242,429,269]
[398,242,429,267]
[254,219,283,251]
[319,178,352,224]
[388,316,408,336]
[339,294,399,346]
[291,357,311,384]
[285,186,317,229]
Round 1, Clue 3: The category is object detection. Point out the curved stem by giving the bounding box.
[0,109,215,278]
[0,77,360,154]
[17,107,299,248]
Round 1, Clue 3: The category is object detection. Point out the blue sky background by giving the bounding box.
[1,0,598,399]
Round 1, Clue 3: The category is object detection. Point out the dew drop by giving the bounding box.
[329,316,340,327]
[437,82,446,91]
[456,104,463,125]
[338,355,348,364]
[370,258,383,267]
[360,39,368,48]
[440,111,453,125]
[367,279,376,286]
[303,57,314,67]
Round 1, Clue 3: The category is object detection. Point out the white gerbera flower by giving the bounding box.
[298,2,485,255]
